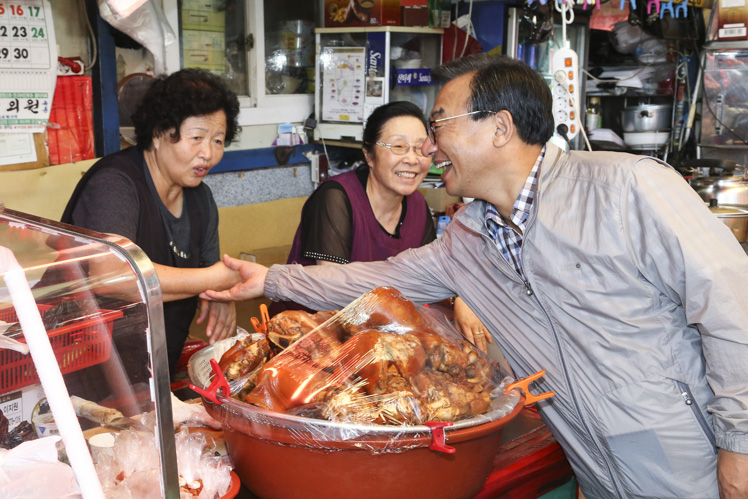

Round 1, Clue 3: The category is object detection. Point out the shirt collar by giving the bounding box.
[484,146,545,230]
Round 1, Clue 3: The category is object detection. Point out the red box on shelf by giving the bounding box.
[324,0,401,27]
[0,304,122,394]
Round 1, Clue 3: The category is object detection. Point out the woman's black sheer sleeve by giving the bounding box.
[300,182,353,264]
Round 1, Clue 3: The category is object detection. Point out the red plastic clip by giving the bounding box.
[189,358,230,405]
[504,370,555,406]
[58,56,82,73]
[424,421,456,454]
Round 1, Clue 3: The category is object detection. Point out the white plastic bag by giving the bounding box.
[98,0,176,74]
[0,436,82,499]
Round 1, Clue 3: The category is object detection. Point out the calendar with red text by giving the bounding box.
[0,0,56,132]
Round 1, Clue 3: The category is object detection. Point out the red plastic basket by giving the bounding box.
[0,304,123,395]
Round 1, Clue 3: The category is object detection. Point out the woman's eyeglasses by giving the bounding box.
[375,141,428,157]
[428,110,496,144]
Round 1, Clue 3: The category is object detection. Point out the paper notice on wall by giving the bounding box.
[0,0,57,133]
[321,47,366,123]
[0,133,37,165]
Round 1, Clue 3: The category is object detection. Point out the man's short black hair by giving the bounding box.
[432,54,554,145]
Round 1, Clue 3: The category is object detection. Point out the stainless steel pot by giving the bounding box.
[622,104,672,132]
[690,175,748,206]
[709,201,748,243]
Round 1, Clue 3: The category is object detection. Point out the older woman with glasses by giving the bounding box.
[271,101,490,350]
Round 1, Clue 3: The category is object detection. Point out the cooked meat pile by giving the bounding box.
[218,287,501,425]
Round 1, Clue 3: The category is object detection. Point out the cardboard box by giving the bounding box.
[324,0,401,27]
[711,0,748,40]
[242,245,294,267]
[418,187,461,213]
[401,5,429,26]
[181,9,225,31]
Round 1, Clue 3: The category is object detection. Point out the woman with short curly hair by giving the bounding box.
[62,68,242,379]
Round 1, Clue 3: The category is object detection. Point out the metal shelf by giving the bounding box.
[703,40,748,51]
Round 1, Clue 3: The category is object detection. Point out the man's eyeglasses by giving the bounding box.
[375,141,428,157]
[428,110,496,144]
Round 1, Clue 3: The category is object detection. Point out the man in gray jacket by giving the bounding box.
[204,55,748,498]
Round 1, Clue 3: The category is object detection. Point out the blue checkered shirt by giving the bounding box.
[485,146,545,277]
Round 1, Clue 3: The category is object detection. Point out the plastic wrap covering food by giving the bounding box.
[191,287,521,454]
[94,425,232,499]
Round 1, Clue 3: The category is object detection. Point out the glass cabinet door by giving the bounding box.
[178,0,248,96]
[166,0,319,122]
[261,0,317,96]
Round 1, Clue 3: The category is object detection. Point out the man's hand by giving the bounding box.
[196,299,236,344]
[207,260,242,291]
[200,255,269,302]
[452,297,493,353]
[718,449,748,498]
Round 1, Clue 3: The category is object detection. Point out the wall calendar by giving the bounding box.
[0,0,57,132]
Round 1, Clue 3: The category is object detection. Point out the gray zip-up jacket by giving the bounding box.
[265,143,748,498]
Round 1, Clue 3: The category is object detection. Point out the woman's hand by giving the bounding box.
[197,299,236,344]
[452,297,492,353]
[200,254,269,302]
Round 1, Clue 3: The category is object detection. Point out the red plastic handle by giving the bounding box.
[251,304,271,334]
[424,421,456,454]
[504,370,555,406]
[189,358,230,405]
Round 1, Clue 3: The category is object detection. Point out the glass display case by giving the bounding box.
[315,26,443,142]
[699,48,748,167]
[0,204,177,496]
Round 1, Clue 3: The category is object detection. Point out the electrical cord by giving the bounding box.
[557,123,571,148]
[460,0,474,58]
[452,0,475,60]
[79,0,97,72]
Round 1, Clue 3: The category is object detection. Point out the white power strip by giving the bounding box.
[551,47,580,140]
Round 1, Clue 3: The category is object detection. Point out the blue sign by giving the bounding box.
[393,68,433,86]
[366,32,386,78]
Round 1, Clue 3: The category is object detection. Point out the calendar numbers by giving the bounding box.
[0,0,55,131]
[0,0,51,69]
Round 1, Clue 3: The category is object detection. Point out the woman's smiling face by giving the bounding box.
[364,115,431,198]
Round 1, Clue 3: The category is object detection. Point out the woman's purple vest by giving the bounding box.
[287,170,428,265]
[270,170,429,316]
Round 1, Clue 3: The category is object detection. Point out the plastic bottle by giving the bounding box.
[585,97,602,132]
[436,216,451,237]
